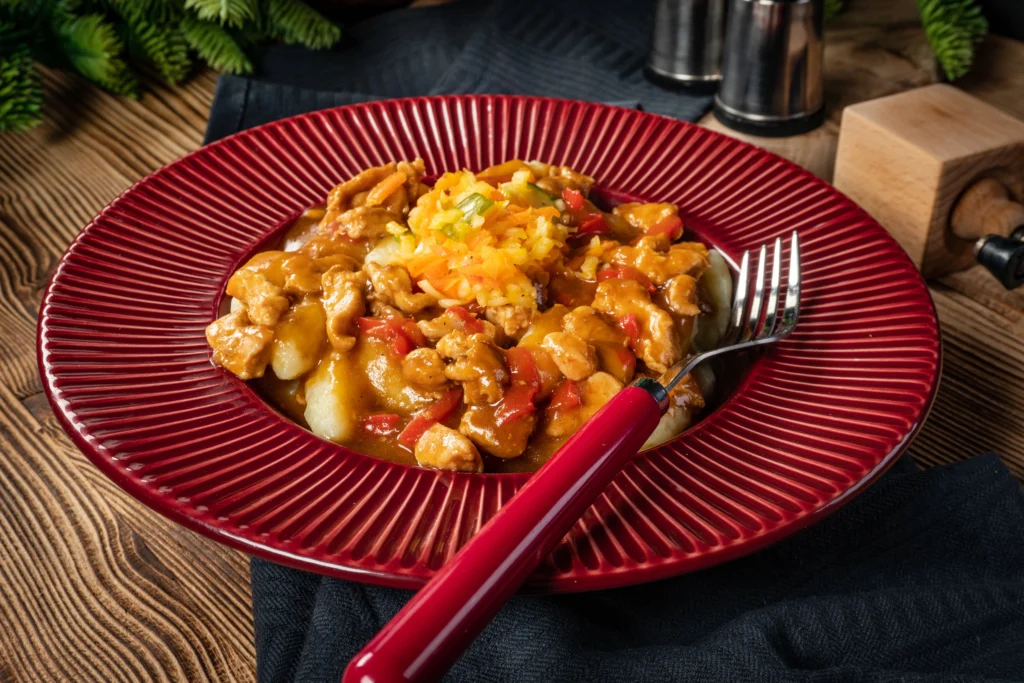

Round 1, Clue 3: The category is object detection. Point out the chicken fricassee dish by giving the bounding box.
[206,159,732,473]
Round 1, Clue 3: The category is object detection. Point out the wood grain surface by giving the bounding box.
[1,2,1023,679]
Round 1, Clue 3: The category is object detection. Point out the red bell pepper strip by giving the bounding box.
[548,380,582,412]
[494,384,538,426]
[615,347,637,382]
[357,316,425,357]
[561,187,585,212]
[596,265,657,294]
[398,388,464,448]
[617,313,642,350]
[505,346,541,388]
[447,306,485,334]
[362,413,401,435]
[646,215,683,240]
[577,213,609,235]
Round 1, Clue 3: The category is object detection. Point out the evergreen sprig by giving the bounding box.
[0,45,42,131]
[0,0,339,131]
[917,0,988,80]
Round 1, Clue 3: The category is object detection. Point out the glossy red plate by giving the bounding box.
[38,96,940,592]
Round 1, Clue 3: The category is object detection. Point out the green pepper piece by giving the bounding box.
[456,193,495,217]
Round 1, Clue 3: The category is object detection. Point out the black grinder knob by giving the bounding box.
[976,228,1024,290]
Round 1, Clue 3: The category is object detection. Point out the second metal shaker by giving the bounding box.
[647,0,727,86]
[714,0,825,136]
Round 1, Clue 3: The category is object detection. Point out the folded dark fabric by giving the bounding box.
[204,0,711,144]
[248,455,1024,683]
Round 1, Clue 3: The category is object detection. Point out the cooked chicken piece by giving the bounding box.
[532,164,595,195]
[593,279,680,373]
[321,267,366,351]
[606,238,710,286]
[560,306,625,346]
[280,254,323,295]
[643,371,705,449]
[541,332,597,381]
[369,299,403,320]
[612,202,677,232]
[414,423,483,472]
[225,268,290,327]
[663,274,701,318]
[434,329,478,359]
[544,372,623,437]
[484,305,534,340]
[206,309,274,380]
[271,297,327,379]
[304,350,369,443]
[418,309,499,342]
[299,234,366,270]
[397,158,429,203]
[460,405,536,459]
[330,206,401,241]
[321,163,397,228]
[365,263,434,314]
[401,348,448,388]
[443,335,509,404]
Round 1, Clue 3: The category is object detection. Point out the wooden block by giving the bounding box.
[834,84,1024,278]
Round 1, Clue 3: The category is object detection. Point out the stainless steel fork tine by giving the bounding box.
[779,231,801,335]
[746,245,766,339]
[726,250,750,345]
[756,238,782,340]
[662,235,800,393]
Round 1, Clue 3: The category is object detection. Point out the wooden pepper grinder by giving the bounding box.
[834,84,1024,288]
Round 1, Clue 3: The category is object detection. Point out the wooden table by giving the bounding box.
[1,2,1022,679]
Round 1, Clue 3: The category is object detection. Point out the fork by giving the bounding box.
[343,232,801,683]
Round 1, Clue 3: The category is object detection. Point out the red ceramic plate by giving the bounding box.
[38,96,940,592]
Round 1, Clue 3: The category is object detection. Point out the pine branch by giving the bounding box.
[183,0,257,28]
[917,0,987,80]
[56,13,137,95]
[110,1,191,83]
[181,14,250,74]
[264,0,339,49]
[0,46,43,132]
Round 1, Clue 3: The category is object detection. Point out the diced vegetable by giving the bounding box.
[365,171,407,207]
[440,222,472,241]
[448,306,485,334]
[506,346,541,388]
[526,183,557,205]
[561,187,585,212]
[456,192,495,218]
[549,380,582,412]
[597,265,657,294]
[617,313,641,350]
[595,344,636,384]
[398,388,464,447]
[362,413,401,435]
[646,215,683,240]
[577,213,609,235]
[495,384,538,426]
[357,316,425,357]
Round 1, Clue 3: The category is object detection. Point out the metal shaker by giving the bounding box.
[714,0,825,136]
[646,0,727,87]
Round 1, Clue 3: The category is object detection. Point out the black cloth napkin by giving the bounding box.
[203,0,712,144]
[200,1,1024,681]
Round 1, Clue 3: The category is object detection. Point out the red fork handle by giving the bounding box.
[342,382,666,683]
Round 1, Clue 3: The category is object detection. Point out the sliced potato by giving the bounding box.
[693,249,732,351]
[303,351,370,443]
[355,337,437,414]
[271,297,327,379]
